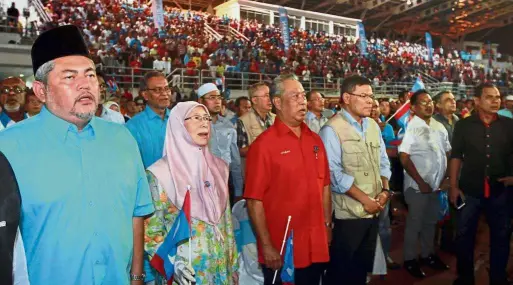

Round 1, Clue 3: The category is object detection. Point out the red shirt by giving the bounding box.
[244,118,330,268]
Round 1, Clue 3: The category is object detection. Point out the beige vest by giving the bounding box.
[239,110,275,179]
[239,110,276,146]
[326,113,382,219]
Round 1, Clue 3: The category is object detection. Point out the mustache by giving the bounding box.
[73,92,96,104]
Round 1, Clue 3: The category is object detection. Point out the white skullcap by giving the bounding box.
[506,95,513,101]
[198,83,219,97]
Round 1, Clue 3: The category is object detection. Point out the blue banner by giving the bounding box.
[357,22,367,56]
[425,32,433,62]
[278,7,290,52]
[152,0,165,29]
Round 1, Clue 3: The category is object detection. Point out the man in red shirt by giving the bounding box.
[245,74,332,285]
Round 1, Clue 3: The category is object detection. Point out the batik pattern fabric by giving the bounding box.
[144,171,239,285]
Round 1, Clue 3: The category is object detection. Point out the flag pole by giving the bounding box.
[187,185,192,285]
[385,99,410,124]
[272,215,292,285]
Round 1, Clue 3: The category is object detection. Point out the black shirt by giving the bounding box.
[451,114,513,197]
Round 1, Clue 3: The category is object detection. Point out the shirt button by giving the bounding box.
[89,201,94,206]
[486,165,490,168]
[95,260,100,264]
[94,232,98,236]
[487,145,490,148]
[486,135,490,138]
[486,154,490,158]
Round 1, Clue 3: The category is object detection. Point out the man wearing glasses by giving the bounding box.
[305,90,328,133]
[126,71,171,169]
[398,89,451,278]
[0,77,28,128]
[198,83,243,203]
[320,75,392,284]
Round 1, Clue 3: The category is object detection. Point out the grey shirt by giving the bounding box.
[433,113,459,143]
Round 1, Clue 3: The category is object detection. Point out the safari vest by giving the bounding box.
[239,110,275,179]
[239,110,276,146]
[326,113,382,220]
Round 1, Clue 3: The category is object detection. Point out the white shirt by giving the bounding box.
[398,116,451,192]
[100,106,125,124]
[13,228,30,285]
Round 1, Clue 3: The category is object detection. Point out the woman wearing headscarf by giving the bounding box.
[144,101,239,285]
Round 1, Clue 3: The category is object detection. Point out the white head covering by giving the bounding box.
[197,83,219,98]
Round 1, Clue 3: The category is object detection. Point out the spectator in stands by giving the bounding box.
[95,72,124,124]
[398,90,409,105]
[144,101,238,285]
[230,96,251,126]
[0,24,153,285]
[399,90,450,279]
[305,90,328,134]
[237,82,275,159]
[460,99,474,118]
[24,89,42,118]
[245,74,331,285]
[6,2,19,28]
[126,71,171,169]
[0,77,27,128]
[321,75,391,285]
[198,83,243,202]
[134,96,146,112]
[497,95,513,118]
[450,83,513,285]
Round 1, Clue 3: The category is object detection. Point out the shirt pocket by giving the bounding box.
[341,141,365,171]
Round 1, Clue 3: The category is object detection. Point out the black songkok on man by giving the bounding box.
[31,25,89,75]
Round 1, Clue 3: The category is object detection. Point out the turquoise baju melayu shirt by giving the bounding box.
[126,106,170,168]
[0,107,154,285]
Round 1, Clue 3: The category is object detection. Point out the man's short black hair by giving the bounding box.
[410,89,429,105]
[433,90,452,104]
[340,75,372,95]
[474,82,497,98]
[234,96,249,107]
[306,90,325,101]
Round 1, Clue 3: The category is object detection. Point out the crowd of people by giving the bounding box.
[29,0,513,89]
[2,23,513,285]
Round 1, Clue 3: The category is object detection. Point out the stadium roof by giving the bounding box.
[203,0,513,39]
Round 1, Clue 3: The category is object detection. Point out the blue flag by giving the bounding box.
[357,23,367,56]
[425,32,433,62]
[151,191,191,284]
[281,230,294,283]
[278,7,290,52]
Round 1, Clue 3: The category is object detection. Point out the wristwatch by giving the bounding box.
[382,189,394,197]
[325,222,334,229]
[130,273,146,281]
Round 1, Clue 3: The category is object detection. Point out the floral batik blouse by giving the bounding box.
[144,171,239,285]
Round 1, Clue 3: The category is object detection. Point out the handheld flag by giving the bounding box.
[280,230,295,284]
[150,191,192,285]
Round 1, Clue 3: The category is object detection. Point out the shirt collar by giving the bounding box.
[144,105,170,120]
[39,106,97,142]
[275,116,311,137]
[306,111,324,120]
[251,107,271,123]
[341,109,368,130]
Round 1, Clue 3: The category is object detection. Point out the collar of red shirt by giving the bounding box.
[274,116,312,137]
[475,111,499,126]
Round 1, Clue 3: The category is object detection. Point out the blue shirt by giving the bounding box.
[126,106,170,168]
[381,123,396,147]
[319,110,392,194]
[0,107,154,285]
[497,108,513,118]
[210,115,244,196]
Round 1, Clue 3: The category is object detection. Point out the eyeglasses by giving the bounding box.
[146,86,171,93]
[347,93,375,100]
[204,95,222,101]
[417,100,434,106]
[1,86,24,94]
[184,115,212,123]
[309,98,325,102]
